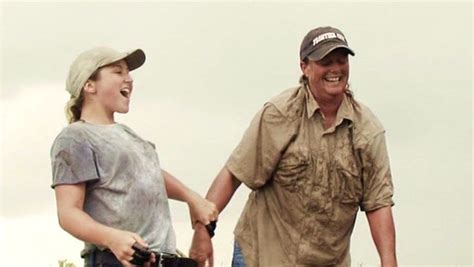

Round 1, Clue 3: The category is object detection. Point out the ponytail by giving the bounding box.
[64,68,100,124]
[344,85,360,110]
[65,92,84,124]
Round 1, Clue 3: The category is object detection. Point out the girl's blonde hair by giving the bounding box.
[65,92,85,124]
[64,68,101,124]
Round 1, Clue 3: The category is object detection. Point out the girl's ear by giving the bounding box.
[83,80,96,94]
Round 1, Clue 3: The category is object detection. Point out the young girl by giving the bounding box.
[51,47,217,267]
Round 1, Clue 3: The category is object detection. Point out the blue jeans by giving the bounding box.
[231,240,246,267]
[84,251,121,267]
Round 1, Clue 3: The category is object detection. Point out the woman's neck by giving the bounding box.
[311,91,344,118]
[308,87,344,129]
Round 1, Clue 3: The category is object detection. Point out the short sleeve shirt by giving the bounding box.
[50,122,176,256]
[227,85,394,267]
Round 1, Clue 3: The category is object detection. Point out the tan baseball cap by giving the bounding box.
[66,47,146,97]
[300,26,355,61]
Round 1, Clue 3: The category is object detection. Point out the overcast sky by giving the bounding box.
[0,1,472,266]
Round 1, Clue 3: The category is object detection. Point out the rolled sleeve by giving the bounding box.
[226,103,297,190]
[50,137,100,188]
[360,132,394,211]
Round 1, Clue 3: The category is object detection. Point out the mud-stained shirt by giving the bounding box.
[50,121,176,256]
[227,84,394,267]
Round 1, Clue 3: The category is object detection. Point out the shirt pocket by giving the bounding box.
[336,168,361,205]
[334,152,362,205]
[274,147,310,192]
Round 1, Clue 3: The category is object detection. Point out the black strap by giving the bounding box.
[205,220,217,238]
[158,256,198,267]
[86,249,197,267]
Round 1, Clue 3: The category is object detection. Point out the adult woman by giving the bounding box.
[190,26,397,267]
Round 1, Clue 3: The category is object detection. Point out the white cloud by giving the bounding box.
[1,82,68,216]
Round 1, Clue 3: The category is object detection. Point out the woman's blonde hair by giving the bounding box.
[64,68,101,123]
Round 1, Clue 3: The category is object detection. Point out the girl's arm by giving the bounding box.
[54,184,151,266]
[161,169,218,226]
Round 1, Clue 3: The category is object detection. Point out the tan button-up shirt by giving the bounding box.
[226,84,394,267]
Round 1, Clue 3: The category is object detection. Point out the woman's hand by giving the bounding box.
[189,223,214,267]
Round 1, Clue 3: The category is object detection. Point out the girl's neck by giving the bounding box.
[80,105,115,125]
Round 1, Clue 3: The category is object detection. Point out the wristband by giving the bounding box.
[205,220,217,238]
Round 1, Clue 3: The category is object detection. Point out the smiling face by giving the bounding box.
[301,48,349,102]
[85,59,134,117]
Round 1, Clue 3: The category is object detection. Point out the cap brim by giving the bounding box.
[307,44,355,61]
[124,49,146,71]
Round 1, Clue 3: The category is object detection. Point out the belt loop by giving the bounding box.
[158,253,164,267]
[85,250,95,267]
[90,250,96,267]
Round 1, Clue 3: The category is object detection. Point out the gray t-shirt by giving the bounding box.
[50,121,176,256]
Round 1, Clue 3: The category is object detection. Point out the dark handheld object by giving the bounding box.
[130,243,152,265]
[205,220,217,238]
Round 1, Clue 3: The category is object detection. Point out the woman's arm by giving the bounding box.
[205,166,242,211]
[189,166,241,267]
[366,206,398,267]
[54,184,150,266]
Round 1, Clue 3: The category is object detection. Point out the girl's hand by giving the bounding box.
[105,229,150,266]
[187,192,218,227]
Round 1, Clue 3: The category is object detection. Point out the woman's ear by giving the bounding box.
[300,61,308,77]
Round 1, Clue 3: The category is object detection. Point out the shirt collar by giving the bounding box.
[304,82,355,123]
[336,93,355,123]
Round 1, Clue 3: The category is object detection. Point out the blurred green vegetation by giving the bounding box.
[58,259,76,267]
